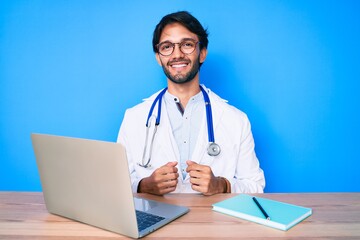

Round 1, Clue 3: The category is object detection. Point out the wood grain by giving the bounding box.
[0,192,359,239]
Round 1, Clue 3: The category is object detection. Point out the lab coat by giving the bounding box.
[117,86,265,193]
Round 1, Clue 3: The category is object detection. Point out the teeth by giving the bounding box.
[172,64,187,68]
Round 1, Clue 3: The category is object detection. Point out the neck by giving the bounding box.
[167,78,200,108]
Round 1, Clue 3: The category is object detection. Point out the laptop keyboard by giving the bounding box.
[136,210,165,232]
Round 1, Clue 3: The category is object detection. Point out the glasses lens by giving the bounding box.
[158,42,174,56]
[180,40,197,54]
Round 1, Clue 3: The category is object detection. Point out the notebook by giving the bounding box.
[212,194,312,231]
[31,133,189,238]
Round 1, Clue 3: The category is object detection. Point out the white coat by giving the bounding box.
[117,86,265,193]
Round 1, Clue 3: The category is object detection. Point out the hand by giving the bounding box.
[186,160,226,196]
[138,162,179,195]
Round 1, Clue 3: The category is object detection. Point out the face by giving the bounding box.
[155,23,207,84]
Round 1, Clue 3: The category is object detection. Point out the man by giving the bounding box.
[117,11,265,196]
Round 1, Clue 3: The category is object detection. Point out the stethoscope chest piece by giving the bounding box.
[207,142,221,156]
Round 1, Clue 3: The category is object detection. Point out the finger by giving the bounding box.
[189,164,212,176]
[187,165,207,176]
[186,161,211,173]
[164,162,179,173]
[158,178,178,189]
[163,172,179,181]
[186,160,195,166]
[153,184,177,195]
[190,183,205,193]
[157,163,178,175]
[186,161,201,172]
[188,170,202,179]
[190,179,213,195]
[152,171,178,184]
[157,180,178,195]
[165,161,178,167]
[189,176,202,186]
[159,186,177,195]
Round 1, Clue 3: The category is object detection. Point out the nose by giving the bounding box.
[172,43,185,58]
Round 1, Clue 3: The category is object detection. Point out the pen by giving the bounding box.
[252,197,270,220]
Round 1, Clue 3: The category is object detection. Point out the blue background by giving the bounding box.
[1,0,359,192]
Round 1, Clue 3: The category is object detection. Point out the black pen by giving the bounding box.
[252,197,270,220]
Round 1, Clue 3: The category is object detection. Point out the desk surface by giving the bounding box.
[0,192,359,239]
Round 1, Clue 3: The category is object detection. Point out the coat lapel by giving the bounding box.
[188,87,226,174]
[154,98,180,164]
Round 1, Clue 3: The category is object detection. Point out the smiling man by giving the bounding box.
[117,11,265,196]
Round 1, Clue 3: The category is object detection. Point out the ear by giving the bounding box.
[155,53,163,66]
[199,48,208,64]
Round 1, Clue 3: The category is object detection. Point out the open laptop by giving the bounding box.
[31,133,189,238]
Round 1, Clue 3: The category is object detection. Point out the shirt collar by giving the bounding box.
[164,90,204,105]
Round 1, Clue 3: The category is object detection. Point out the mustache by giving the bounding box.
[167,58,191,66]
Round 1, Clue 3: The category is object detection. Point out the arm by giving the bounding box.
[231,115,265,193]
[118,109,179,195]
[117,109,141,193]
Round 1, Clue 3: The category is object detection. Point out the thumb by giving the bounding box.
[165,161,178,167]
[186,160,196,166]
[186,160,196,173]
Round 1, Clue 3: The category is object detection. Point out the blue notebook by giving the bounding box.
[212,194,312,231]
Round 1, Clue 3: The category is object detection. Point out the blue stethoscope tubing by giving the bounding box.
[200,86,221,157]
[200,86,214,143]
[139,85,220,168]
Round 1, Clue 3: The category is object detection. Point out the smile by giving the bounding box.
[168,60,190,69]
[171,63,188,68]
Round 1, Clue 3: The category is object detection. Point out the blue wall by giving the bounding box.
[1,1,359,192]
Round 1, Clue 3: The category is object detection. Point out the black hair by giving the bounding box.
[152,11,209,53]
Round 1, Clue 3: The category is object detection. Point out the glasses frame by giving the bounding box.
[156,39,201,56]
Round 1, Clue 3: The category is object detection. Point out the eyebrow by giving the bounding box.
[158,37,197,44]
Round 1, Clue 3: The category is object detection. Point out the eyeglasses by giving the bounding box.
[156,39,200,56]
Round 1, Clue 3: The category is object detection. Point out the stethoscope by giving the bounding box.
[139,85,221,168]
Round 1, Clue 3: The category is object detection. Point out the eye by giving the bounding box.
[159,42,173,51]
[182,40,195,48]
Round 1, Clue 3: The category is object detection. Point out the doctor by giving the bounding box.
[118,11,265,196]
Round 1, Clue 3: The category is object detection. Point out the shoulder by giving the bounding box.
[207,88,254,140]
[124,89,163,115]
[119,90,163,137]
[208,88,249,123]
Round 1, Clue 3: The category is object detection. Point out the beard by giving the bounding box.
[161,56,200,84]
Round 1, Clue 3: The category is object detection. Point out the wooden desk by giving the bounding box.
[0,192,359,239]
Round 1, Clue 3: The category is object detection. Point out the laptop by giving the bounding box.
[31,133,189,238]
